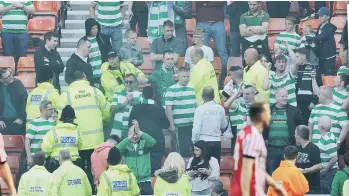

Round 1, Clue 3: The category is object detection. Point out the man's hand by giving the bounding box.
[13,119,23,125]
[311,70,316,79]
[12,2,24,9]
[27,156,33,169]
[187,170,198,177]
[198,168,211,176]
[169,124,176,132]
[308,102,315,110]
[132,119,139,128]
[44,57,49,63]
[299,168,305,174]
[273,183,287,196]
[0,121,6,130]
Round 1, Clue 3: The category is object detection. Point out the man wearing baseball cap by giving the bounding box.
[305,7,337,76]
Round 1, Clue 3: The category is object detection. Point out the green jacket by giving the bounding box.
[148,67,176,105]
[331,167,349,196]
[116,132,156,183]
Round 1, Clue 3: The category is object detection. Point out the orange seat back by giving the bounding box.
[213,57,222,74]
[17,56,35,72]
[140,55,153,74]
[0,56,15,72]
[330,16,347,33]
[136,37,150,53]
[299,19,321,34]
[3,135,24,153]
[15,74,36,91]
[268,34,278,53]
[322,76,336,87]
[268,18,286,35]
[220,156,233,174]
[34,1,59,16]
[28,18,55,33]
[333,1,349,15]
[185,18,196,34]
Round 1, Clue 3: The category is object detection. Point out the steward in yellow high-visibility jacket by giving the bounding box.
[26,82,60,129]
[101,50,145,102]
[97,147,140,196]
[53,150,92,196]
[18,152,57,196]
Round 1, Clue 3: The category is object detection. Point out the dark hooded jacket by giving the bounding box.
[306,22,337,59]
[155,168,179,183]
[82,18,112,63]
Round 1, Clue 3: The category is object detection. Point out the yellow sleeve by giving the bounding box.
[83,172,92,196]
[154,177,161,195]
[18,175,27,196]
[25,93,31,116]
[134,66,145,78]
[183,175,191,196]
[188,68,203,93]
[52,169,63,194]
[48,175,58,196]
[41,129,54,155]
[97,89,111,123]
[48,90,60,109]
[101,62,109,73]
[101,73,116,100]
[130,173,140,195]
[57,92,68,119]
[97,173,110,196]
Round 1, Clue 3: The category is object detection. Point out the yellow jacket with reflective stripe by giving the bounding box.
[18,165,57,196]
[101,61,146,102]
[41,123,81,161]
[53,161,92,196]
[57,80,111,150]
[26,82,60,122]
[97,164,140,196]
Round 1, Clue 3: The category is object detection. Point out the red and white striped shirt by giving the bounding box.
[230,125,267,196]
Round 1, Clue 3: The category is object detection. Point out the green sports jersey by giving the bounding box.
[315,131,338,169]
[26,118,55,156]
[229,101,251,131]
[88,37,102,78]
[338,66,349,76]
[332,88,348,107]
[309,103,349,144]
[268,107,289,147]
[0,1,33,33]
[96,1,122,27]
[275,31,302,53]
[269,71,297,107]
[165,83,196,128]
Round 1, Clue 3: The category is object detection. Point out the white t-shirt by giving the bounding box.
[184,45,214,71]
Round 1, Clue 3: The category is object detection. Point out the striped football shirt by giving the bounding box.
[96,1,122,27]
[0,1,34,33]
[88,37,102,78]
[315,131,338,169]
[26,118,55,156]
[269,71,297,107]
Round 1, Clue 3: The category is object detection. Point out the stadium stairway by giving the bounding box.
[58,1,129,91]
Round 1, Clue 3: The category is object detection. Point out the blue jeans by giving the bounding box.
[2,32,28,69]
[100,25,123,52]
[267,146,285,175]
[197,21,228,79]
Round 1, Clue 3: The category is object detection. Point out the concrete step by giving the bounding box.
[61,29,85,38]
[57,48,76,58]
[65,20,85,29]
[67,10,91,20]
[69,1,90,11]
[60,38,80,48]
[61,56,69,65]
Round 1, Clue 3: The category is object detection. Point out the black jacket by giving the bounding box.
[263,104,304,145]
[306,22,337,59]
[128,102,170,153]
[0,79,28,121]
[65,53,94,85]
[34,44,65,90]
[82,18,111,63]
[173,1,192,23]
[340,21,348,50]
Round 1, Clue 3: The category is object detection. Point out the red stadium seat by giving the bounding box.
[268,34,278,54]
[33,1,59,16]
[331,16,347,33]
[178,57,185,68]
[213,57,222,75]
[219,175,231,191]
[136,37,150,53]
[3,135,24,154]
[192,1,196,17]
[268,18,286,35]
[220,156,233,174]
[221,136,231,155]
[6,155,20,174]
[333,1,349,16]
[140,55,153,74]
[0,56,15,72]
[299,19,321,34]
[185,18,196,35]
[322,76,336,87]
[28,18,55,34]
[227,57,243,72]
[16,73,36,91]
[289,1,299,17]
[32,15,56,30]
[17,56,35,73]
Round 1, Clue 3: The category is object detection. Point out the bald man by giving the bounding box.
[192,86,228,163]
[243,48,269,101]
[316,115,338,194]
[189,47,220,105]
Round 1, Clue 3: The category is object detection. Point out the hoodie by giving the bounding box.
[154,168,191,196]
[306,22,337,59]
[91,142,114,185]
[82,18,112,63]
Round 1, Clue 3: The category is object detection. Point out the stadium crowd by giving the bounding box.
[0,1,348,196]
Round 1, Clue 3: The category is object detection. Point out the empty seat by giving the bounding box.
[268,18,286,35]
[6,155,20,175]
[3,135,24,154]
[219,175,231,191]
[178,57,185,68]
[185,18,196,35]
[33,1,59,16]
[221,136,231,155]
[136,37,150,53]
[32,15,56,30]
[299,19,321,34]
[220,156,233,174]
[15,73,36,91]
[28,18,55,34]
[227,57,243,72]
[0,56,15,72]
[268,34,278,53]
[213,57,222,74]
[140,55,153,74]
[17,56,35,73]
[322,76,336,87]
[333,1,349,16]
[331,16,347,33]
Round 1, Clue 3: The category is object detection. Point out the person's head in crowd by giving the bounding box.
[189,140,211,180]
[128,124,142,144]
[40,100,53,120]
[59,105,76,124]
[248,1,260,13]
[294,47,308,65]
[317,85,333,104]
[142,86,155,100]
[340,49,348,66]
[124,73,138,92]
[107,147,122,165]
[33,152,46,166]
[44,31,59,51]
[202,86,215,103]
[259,54,271,69]
[163,20,174,40]
[285,15,297,33]
[249,102,271,131]
[295,125,310,146]
[125,29,137,46]
[73,70,87,82]
[77,38,91,58]
[0,68,14,86]
[190,47,204,65]
[85,18,100,37]
[107,49,120,70]
[244,48,259,67]
[335,73,349,89]
[163,50,174,69]
[51,108,58,122]
[275,88,288,107]
[284,145,298,164]
[274,55,287,73]
[58,149,72,165]
[303,25,314,36]
[317,7,331,24]
[106,134,121,146]
[344,152,349,167]
[318,115,332,135]
[243,84,256,105]
[138,77,149,92]
[178,67,190,86]
[229,66,243,82]
[210,179,228,196]
[158,152,186,179]
[193,27,204,46]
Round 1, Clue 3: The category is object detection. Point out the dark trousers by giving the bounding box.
[267,146,285,175]
[150,151,164,175]
[130,13,148,37]
[206,141,221,164]
[177,126,193,157]
[230,32,242,57]
[297,101,312,124]
[175,24,187,56]
[320,168,337,194]
[138,181,153,195]
[79,149,95,192]
[241,37,272,67]
[0,120,25,135]
[2,32,28,71]
[319,57,336,76]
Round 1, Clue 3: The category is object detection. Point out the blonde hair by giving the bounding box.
[162,152,185,177]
